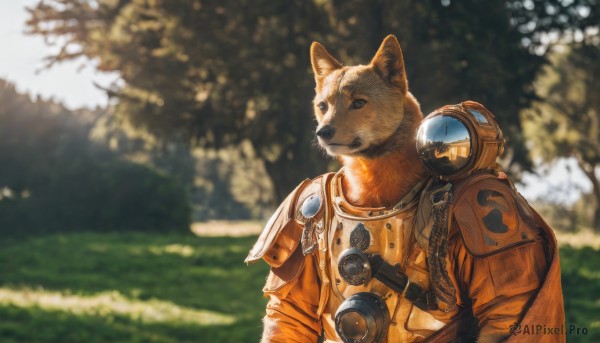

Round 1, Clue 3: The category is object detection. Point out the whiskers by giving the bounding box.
[311,135,333,158]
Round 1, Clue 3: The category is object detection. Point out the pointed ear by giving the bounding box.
[370,35,407,93]
[310,42,342,83]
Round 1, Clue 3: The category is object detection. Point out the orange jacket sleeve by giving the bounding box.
[261,251,322,343]
[448,225,549,341]
[246,176,332,342]
[447,176,555,342]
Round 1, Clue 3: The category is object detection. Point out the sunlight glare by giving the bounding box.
[0,288,235,326]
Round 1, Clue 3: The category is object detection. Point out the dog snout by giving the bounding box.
[316,125,336,140]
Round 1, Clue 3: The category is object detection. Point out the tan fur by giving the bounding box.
[310,35,426,207]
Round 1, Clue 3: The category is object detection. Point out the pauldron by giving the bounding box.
[245,173,334,291]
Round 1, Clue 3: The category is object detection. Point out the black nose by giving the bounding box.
[316,125,336,140]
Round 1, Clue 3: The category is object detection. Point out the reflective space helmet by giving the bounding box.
[415,101,505,181]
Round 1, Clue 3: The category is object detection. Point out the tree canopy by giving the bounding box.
[0,79,191,234]
[524,39,600,231]
[26,0,599,201]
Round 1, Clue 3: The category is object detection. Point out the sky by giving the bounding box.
[0,1,592,203]
[0,1,117,109]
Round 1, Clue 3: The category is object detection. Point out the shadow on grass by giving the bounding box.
[0,305,260,343]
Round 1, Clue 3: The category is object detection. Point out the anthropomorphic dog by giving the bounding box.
[246,35,565,343]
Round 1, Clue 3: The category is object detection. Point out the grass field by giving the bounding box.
[0,232,268,343]
[0,230,598,342]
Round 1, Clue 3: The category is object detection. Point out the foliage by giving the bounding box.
[531,201,579,231]
[0,231,598,342]
[523,41,600,231]
[25,0,599,201]
[26,0,331,202]
[89,111,270,221]
[0,80,191,234]
[0,232,268,343]
[560,245,600,342]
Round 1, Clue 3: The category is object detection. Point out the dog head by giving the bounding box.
[310,35,417,158]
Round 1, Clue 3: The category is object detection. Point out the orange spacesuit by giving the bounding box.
[246,103,565,343]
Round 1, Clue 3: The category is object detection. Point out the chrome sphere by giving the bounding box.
[416,115,472,177]
[335,292,390,343]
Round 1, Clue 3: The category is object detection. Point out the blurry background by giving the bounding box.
[0,0,599,342]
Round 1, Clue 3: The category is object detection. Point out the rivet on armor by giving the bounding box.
[336,222,343,231]
[336,237,341,245]
[301,194,322,219]
[335,278,341,285]
[385,223,392,230]
[350,223,371,251]
[389,243,395,249]
[379,211,385,215]
[521,232,528,240]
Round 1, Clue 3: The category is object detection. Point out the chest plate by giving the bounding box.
[319,173,455,342]
[330,209,416,299]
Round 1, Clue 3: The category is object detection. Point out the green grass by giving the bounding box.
[560,246,600,342]
[0,233,268,343]
[0,233,597,342]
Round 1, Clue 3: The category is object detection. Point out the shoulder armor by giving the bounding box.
[245,173,333,267]
[451,173,539,257]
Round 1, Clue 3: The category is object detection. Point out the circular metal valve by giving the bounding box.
[335,292,390,343]
[338,248,372,286]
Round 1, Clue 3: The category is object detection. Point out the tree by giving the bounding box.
[26,0,598,202]
[26,0,331,203]
[0,79,191,234]
[523,41,600,232]
[320,0,599,173]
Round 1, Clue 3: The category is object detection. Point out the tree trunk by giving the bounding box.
[575,155,600,232]
[262,142,330,205]
[594,207,600,233]
[591,185,600,233]
[264,157,298,206]
[263,156,328,205]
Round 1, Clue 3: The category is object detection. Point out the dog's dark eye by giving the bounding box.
[352,99,366,109]
[318,101,328,112]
